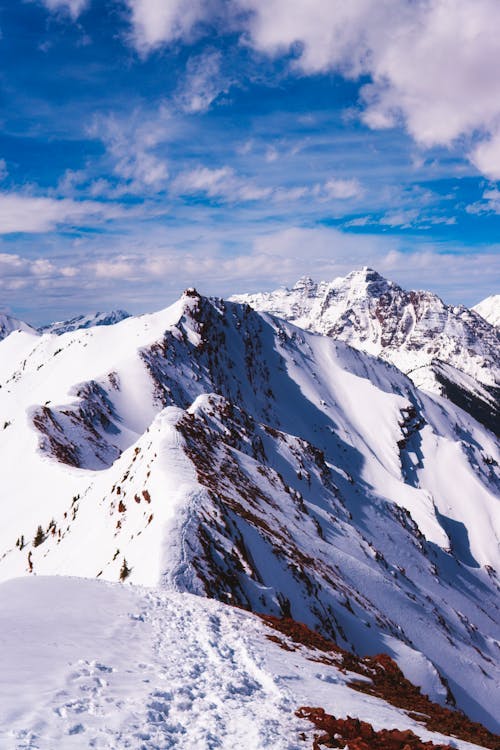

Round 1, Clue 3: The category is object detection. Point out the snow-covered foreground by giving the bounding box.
[0,577,491,750]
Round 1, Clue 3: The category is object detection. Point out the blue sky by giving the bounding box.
[1,0,499,323]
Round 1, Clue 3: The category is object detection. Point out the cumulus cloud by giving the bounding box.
[0,253,77,293]
[125,0,210,54]
[237,0,500,177]
[115,1,500,177]
[470,131,500,180]
[47,1,500,177]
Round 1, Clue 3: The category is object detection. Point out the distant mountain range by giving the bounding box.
[0,279,498,735]
[38,309,130,335]
[0,309,130,341]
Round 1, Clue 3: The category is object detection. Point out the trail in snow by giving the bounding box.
[0,578,491,750]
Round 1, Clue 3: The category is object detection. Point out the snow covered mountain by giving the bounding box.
[0,312,37,341]
[0,289,498,733]
[231,268,500,435]
[38,309,130,335]
[474,294,500,328]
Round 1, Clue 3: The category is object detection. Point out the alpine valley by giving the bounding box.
[0,270,498,749]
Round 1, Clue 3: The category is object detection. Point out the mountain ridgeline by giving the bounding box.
[0,274,498,733]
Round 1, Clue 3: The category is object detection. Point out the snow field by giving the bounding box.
[0,577,490,750]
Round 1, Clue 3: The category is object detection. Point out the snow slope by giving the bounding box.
[473,295,500,328]
[0,290,498,731]
[231,269,500,435]
[0,576,494,750]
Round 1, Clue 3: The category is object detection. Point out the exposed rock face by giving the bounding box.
[231,268,500,434]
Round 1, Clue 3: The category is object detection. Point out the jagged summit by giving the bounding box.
[345,265,385,283]
[232,269,500,435]
[292,276,317,293]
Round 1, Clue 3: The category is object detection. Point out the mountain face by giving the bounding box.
[231,269,500,435]
[0,312,37,341]
[474,294,500,328]
[0,289,498,732]
[38,309,130,335]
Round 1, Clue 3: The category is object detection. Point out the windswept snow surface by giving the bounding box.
[473,295,500,328]
[0,290,499,731]
[0,576,492,750]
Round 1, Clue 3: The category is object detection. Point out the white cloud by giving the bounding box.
[470,130,500,180]
[467,187,500,215]
[49,2,500,178]
[172,166,273,202]
[380,209,420,228]
[173,165,364,205]
[237,0,500,177]
[322,178,363,200]
[265,146,279,163]
[0,193,127,234]
[89,109,171,193]
[41,0,88,19]
[245,226,500,304]
[2,224,497,316]
[125,0,209,54]
[175,51,230,114]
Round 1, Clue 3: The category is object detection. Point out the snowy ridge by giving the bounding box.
[38,309,130,335]
[231,268,500,435]
[473,294,500,328]
[0,290,499,732]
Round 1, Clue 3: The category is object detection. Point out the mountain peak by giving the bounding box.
[231,269,499,434]
[343,266,392,292]
[0,312,37,341]
[183,287,201,299]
